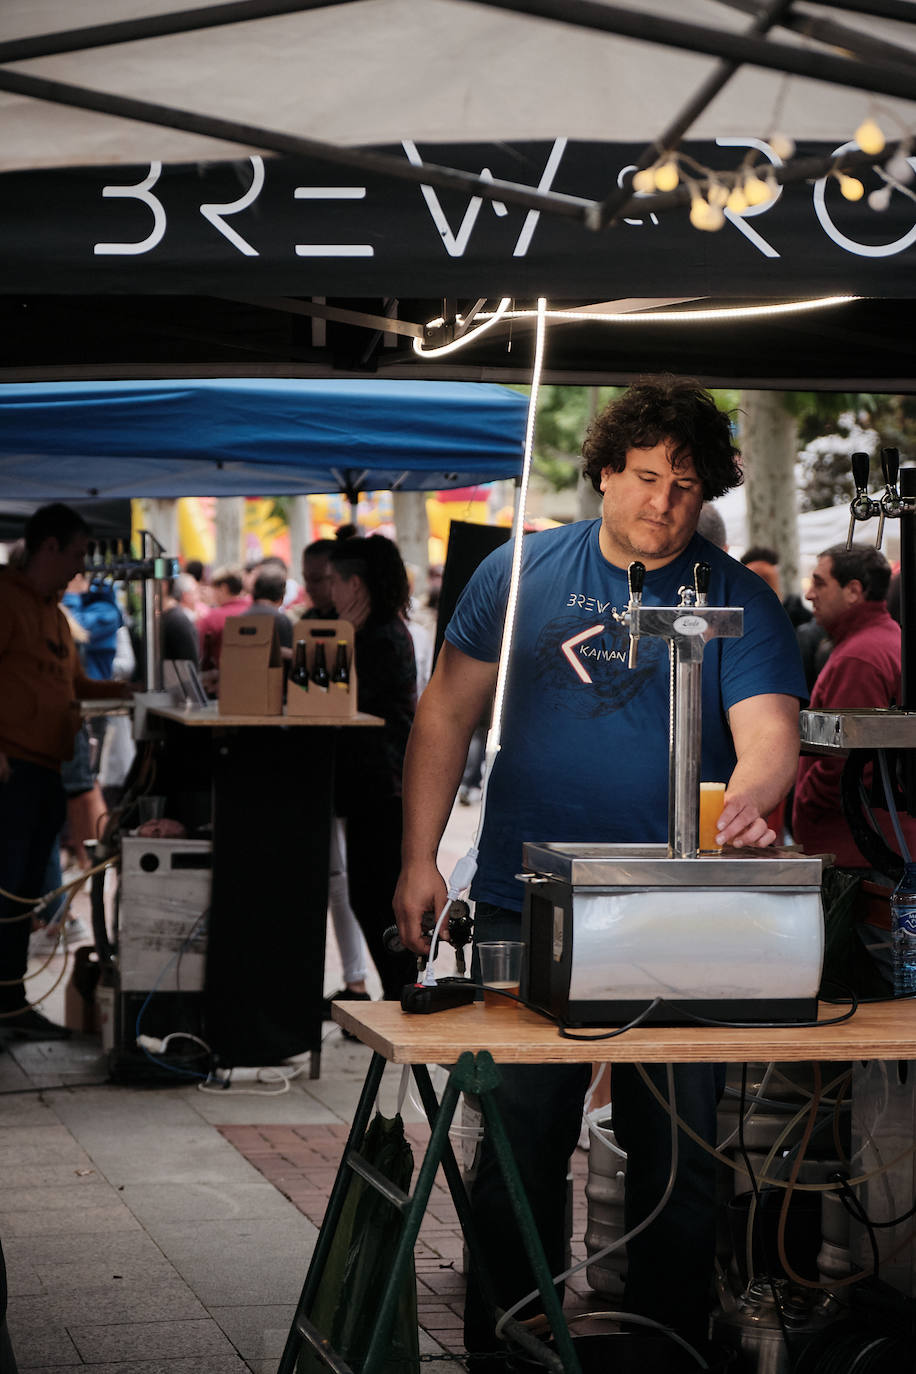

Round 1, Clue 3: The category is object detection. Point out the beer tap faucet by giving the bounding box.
[876,447,902,551]
[694,560,711,608]
[626,561,645,669]
[846,452,880,550]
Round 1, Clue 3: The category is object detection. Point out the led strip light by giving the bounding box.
[414,294,860,359]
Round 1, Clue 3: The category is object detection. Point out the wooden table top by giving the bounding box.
[151,704,383,728]
[333,996,916,1065]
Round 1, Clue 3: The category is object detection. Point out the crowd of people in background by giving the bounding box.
[0,486,910,1049]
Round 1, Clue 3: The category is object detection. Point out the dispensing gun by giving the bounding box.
[615,560,742,858]
[845,448,912,551]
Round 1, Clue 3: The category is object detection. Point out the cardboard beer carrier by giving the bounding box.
[287,619,357,718]
[218,614,284,716]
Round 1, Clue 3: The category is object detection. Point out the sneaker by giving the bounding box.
[0,1007,71,1040]
[459,786,481,806]
[321,987,371,1019]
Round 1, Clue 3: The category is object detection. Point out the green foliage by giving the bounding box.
[793,393,916,511]
[510,385,916,513]
[513,384,738,493]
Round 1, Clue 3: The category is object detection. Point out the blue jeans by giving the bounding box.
[465,903,725,1350]
[0,759,65,1011]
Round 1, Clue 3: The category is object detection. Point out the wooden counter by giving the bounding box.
[333,996,916,1065]
[150,703,383,727]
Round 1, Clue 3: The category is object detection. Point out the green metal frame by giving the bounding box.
[277,1049,583,1374]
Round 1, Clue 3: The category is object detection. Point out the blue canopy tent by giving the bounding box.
[0,377,528,500]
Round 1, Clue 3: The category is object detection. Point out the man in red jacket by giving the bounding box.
[793,542,916,869]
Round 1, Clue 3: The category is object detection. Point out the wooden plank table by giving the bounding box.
[333,995,916,1063]
[280,996,916,1374]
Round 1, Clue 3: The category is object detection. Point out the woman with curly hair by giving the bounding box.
[327,535,418,999]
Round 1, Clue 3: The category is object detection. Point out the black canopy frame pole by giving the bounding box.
[469,0,916,91]
[0,0,357,64]
[720,0,916,67]
[0,68,595,226]
[0,67,906,236]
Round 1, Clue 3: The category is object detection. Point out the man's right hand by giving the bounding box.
[393,860,449,956]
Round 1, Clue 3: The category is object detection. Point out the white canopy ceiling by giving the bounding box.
[1,0,914,173]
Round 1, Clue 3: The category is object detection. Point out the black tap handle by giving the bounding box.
[881,447,900,487]
[694,561,711,597]
[851,451,871,493]
[628,561,646,597]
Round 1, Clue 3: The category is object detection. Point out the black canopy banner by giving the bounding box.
[2,141,915,298]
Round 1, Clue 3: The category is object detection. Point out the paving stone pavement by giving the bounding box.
[216,1122,596,1362]
[1,798,605,1373]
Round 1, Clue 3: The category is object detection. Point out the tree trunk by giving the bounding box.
[392,490,429,589]
[215,497,244,569]
[287,496,311,575]
[135,498,178,557]
[739,391,801,595]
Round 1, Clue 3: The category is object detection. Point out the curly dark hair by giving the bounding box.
[581,376,742,501]
[821,543,891,602]
[328,534,410,621]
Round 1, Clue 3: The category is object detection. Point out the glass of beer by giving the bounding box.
[477,941,524,1009]
[699,782,726,852]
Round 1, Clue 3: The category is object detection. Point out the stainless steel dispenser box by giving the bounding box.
[119,837,211,993]
[521,843,824,1026]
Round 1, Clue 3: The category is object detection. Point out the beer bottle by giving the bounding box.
[311,641,330,691]
[290,640,310,690]
[331,640,350,692]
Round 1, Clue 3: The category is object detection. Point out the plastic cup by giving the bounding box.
[477,941,524,1009]
[699,782,726,852]
[138,795,166,822]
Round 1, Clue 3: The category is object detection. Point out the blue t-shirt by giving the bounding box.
[446,520,808,910]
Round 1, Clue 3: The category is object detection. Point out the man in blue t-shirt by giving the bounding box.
[394,378,807,1351]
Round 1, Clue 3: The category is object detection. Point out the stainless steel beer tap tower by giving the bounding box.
[626,561,743,858]
[86,530,180,691]
[520,561,824,1026]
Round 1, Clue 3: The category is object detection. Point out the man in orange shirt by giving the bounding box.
[0,504,132,1039]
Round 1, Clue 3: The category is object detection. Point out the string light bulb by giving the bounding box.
[855,117,886,156]
[838,173,865,201]
[726,184,749,214]
[654,159,680,192]
[689,194,725,232]
[887,153,914,184]
[631,168,656,194]
[868,186,892,212]
[769,133,795,161]
[743,174,771,206]
[707,182,730,209]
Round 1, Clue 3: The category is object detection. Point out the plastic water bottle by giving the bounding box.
[891,861,916,997]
